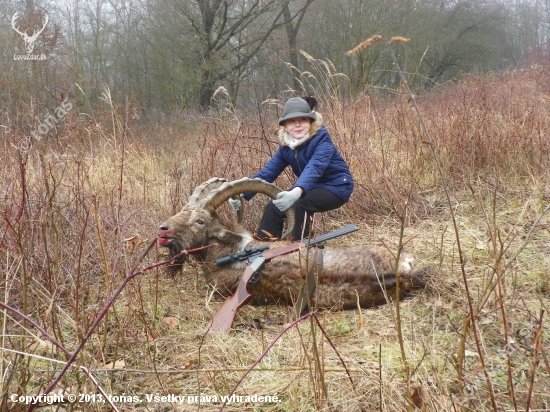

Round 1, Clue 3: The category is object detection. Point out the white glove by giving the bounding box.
[273,187,302,212]
[228,196,242,210]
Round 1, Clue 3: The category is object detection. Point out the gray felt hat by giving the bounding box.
[278,98,317,126]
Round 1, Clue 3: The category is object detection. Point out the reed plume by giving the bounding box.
[390,36,410,44]
[344,35,383,56]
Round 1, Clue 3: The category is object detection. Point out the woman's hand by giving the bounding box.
[228,196,242,210]
[273,187,302,211]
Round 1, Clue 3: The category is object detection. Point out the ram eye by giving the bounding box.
[196,219,204,225]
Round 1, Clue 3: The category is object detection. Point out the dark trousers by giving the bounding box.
[256,188,345,241]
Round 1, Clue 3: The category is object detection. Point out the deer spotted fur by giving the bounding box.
[157,178,429,309]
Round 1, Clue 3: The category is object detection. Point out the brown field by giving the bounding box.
[1,64,550,411]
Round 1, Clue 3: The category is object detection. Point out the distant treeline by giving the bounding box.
[1,0,548,113]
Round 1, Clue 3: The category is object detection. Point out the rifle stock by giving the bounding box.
[207,225,358,333]
[206,257,265,333]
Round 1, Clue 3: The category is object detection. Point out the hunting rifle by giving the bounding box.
[206,224,359,333]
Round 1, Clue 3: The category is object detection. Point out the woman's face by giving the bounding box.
[283,117,312,139]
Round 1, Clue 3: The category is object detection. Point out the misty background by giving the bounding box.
[1,0,548,116]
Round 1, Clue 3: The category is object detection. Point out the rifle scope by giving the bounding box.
[215,245,270,267]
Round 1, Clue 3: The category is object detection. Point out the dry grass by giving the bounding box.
[1,64,550,411]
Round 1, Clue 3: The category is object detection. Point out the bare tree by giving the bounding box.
[416,1,507,84]
[174,0,314,107]
[282,0,314,93]
[299,0,509,91]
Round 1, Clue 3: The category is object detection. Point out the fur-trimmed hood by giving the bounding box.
[278,112,324,146]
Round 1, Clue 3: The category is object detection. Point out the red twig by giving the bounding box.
[312,313,355,389]
[25,242,212,411]
[0,302,68,357]
[219,311,356,411]
[0,301,119,410]
[525,310,545,412]
[219,312,314,411]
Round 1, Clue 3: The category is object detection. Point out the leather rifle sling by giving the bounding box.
[295,247,323,317]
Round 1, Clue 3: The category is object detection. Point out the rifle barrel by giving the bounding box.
[261,224,358,261]
[306,224,359,246]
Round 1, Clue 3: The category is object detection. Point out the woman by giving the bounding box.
[231,97,354,240]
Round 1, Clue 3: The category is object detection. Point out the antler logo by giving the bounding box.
[11,11,49,55]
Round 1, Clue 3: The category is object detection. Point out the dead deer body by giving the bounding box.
[157,178,429,309]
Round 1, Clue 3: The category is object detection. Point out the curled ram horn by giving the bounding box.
[200,177,295,239]
[187,177,228,204]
